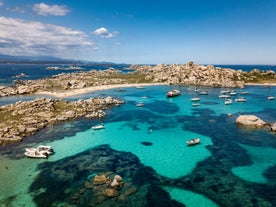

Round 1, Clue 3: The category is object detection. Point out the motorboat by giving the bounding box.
[136,102,144,107]
[268,95,275,100]
[192,102,200,107]
[235,97,247,102]
[229,91,237,96]
[186,138,200,146]
[220,89,230,94]
[166,89,181,97]
[191,97,200,102]
[25,145,54,155]
[198,91,208,95]
[135,86,144,89]
[92,124,105,130]
[219,94,230,98]
[240,91,248,95]
[224,99,233,105]
[24,150,48,159]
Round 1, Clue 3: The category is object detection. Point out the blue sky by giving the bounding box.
[0,0,276,64]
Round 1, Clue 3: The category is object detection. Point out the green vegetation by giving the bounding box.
[242,72,276,83]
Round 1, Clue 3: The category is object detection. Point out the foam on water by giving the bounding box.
[163,187,219,207]
[232,144,276,183]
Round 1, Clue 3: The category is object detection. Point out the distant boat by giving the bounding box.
[186,138,200,146]
[92,124,105,130]
[192,102,200,107]
[224,99,233,105]
[135,86,144,89]
[219,94,230,98]
[235,97,247,102]
[268,95,275,100]
[136,102,144,107]
[240,91,248,95]
[198,91,208,95]
[267,87,275,100]
[220,89,230,94]
[191,97,200,102]
[166,89,181,97]
[229,90,237,96]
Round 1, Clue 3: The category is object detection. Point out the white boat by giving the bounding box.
[235,97,247,102]
[25,145,54,155]
[224,99,233,105]
[219,94,230,98]
[229,91,237,96]
[24,150,48,159]
[186,138,200,146]
[135,86,144,89]
[267,87,275,100]
[166,89,181,97]
[268,95,275,100]
[192,103,200,107]
[220,89,230,94]
[92,124,105,130]
[198,91,208,95]
[191,97,200,102]
[136,102,144,107]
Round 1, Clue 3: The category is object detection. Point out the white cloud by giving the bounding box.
[33,3,69,16]
[93,27,119,38]
[0,17,95,58]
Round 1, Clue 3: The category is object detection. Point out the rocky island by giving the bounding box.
[0,62,276,97]
[0,96,124,145]
[0,62,276,145]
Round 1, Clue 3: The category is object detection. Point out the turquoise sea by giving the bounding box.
[0,64,276,206]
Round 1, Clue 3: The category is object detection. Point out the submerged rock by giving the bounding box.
[93,175,107,185]
[105,188,119,197]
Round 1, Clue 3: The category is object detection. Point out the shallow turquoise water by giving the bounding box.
[0,85,276,206]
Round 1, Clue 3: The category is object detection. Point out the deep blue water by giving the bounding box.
[0,64,276,206]
[0,63,130,86]
[214,64,276,72]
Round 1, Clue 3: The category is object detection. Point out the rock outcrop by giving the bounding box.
[236,115,270,128]
[0,97,124,146]
[133,62,246,88]
[271,122,276,132]
[92,174,125,198]
[1,63,276,97]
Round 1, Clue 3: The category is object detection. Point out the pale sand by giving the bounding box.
[36,83,167,98]
[245,83,276,86]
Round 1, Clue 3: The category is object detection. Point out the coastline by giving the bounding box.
[244,83,276,86]
[35,83,167,98]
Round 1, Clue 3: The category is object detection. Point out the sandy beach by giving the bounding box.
[36,83,166,98]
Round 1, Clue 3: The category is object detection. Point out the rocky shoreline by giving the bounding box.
[0,96,124,146]
[1,62,276,97]
[0,62,275,145]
